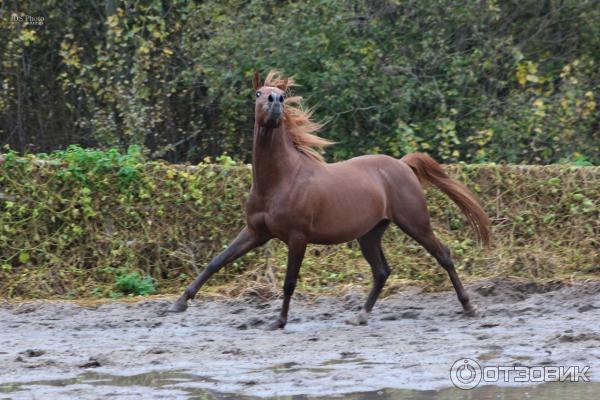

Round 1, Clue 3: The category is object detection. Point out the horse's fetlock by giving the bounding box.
[184,288,195,300]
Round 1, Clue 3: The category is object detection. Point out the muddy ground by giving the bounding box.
[1,278,599,399]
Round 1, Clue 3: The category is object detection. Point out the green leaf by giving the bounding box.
[18,252,30,263]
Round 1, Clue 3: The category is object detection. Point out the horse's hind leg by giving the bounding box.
[394,212,476,316]
[423,234,475,316]
[346,220,391,326]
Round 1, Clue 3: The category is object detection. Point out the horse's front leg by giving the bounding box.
[267,235,307,330]
[168,226,268,313]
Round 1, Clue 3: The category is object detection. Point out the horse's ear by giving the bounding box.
[277,78,289,91]
[252,71,261,91]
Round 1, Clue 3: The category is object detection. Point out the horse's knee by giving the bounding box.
[375,268,390,283]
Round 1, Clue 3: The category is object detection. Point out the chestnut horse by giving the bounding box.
[169,71,490,329]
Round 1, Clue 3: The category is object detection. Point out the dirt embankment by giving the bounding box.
[1,278,599,399]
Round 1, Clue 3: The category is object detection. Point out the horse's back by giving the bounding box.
[325,154,417,187]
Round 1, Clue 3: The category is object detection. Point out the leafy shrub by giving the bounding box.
[114,271,156,296]
[0,149,597,299]
[40,144,144,189]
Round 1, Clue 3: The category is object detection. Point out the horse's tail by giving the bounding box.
[401,153,491,246]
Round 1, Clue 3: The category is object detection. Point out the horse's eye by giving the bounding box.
[256,91,262,98]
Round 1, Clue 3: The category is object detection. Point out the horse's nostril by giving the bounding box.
[279,95,284,103]
[268,94,274,103]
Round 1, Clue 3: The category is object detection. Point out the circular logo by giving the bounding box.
[450,358,482,389]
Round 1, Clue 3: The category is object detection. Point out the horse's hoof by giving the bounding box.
[167,301,188,313]
[266,318,286,330]
[463,305,478,317]
[345,311,368,326]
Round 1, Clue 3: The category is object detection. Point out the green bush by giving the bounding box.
[0,148,597,299]
[114,271,156,297]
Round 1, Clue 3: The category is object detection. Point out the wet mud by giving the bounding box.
[1,278,598,399]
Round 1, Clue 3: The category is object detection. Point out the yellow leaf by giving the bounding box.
[526,74,539,83]
[516,65,527,86]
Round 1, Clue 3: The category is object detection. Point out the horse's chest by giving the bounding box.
[263,204,304,238]
[246,190,312,241]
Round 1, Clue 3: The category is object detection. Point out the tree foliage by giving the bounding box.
[1,0,598,164]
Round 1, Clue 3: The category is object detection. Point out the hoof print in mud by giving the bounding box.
[237,317,265,330]
[79,357,102,369]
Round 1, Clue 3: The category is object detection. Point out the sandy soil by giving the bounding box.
[1,278,599,399]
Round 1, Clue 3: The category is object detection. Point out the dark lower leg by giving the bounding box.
[363,250,390,312]
[444,262,474,314]
[435,246,475,315]
[169,227,266,312]
[268,237,307,330]
[347,222,390,325]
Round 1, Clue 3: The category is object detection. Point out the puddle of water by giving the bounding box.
[270,361,300,371]
[0,370,597,400]
[312,382,600,400]
[321,357,366,366]
[268,362,333,374]
[0,370,216,394]
[268,357,375,375]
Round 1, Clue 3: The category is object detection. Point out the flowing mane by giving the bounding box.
[263,70,333,162]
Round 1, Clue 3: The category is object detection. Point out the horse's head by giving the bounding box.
[253,71,288,128]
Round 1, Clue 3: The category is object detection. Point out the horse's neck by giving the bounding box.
[251,124,302,195]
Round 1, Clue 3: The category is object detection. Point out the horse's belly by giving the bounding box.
[262,201,383,245]
[304,190,387,243]
[308,209,385,244]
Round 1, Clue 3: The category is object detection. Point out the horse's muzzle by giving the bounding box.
[268,104,283,120]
